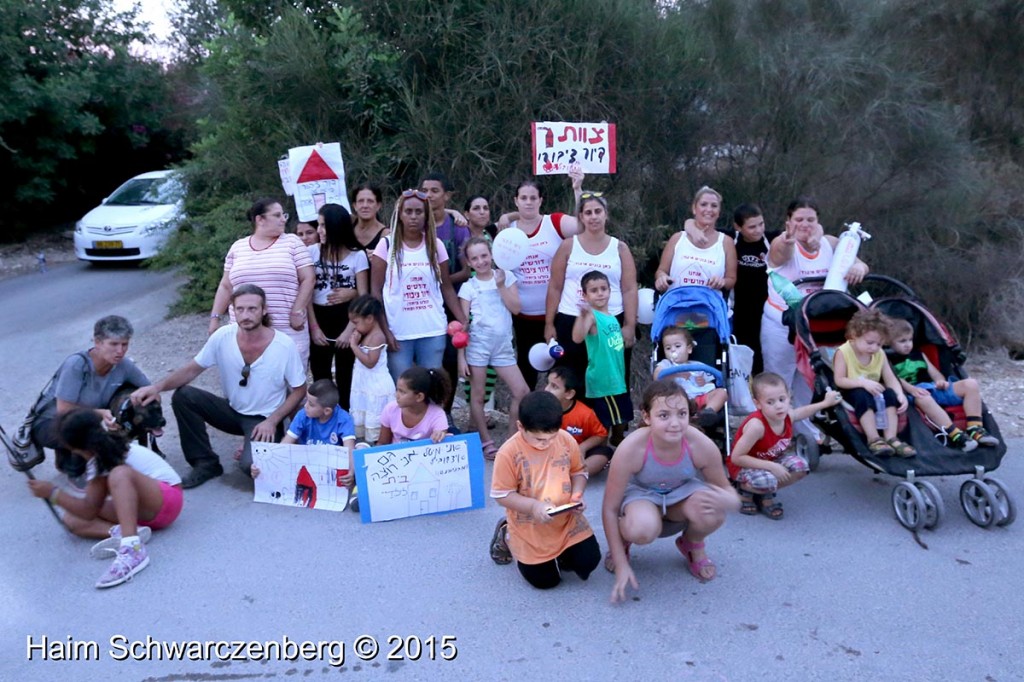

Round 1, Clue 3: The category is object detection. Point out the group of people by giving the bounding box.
[25,174,999,599]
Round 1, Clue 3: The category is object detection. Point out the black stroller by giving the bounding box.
[789,275,1013,531]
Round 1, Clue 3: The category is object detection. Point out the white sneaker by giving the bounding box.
[90,525,152,559]
[95,542,149,589]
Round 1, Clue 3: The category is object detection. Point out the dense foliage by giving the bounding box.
[11,0,1024,346]
[0,0,189,237]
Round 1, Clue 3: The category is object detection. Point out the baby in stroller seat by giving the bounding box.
[654,327,727,429]
[832,309,916,458]
[886,318,997,450]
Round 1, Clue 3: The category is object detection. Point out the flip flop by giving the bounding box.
[676,535,716,582]
[481,440,498,460]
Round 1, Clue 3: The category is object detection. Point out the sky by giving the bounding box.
[113,0,174,42]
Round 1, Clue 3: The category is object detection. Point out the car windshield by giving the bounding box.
[106,176,184,206]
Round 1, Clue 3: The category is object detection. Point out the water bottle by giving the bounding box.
[823,222,871,292]
[873,393,888,430]
[767,269,804,310]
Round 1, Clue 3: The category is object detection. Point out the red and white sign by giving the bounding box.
[531,122,616,175]
[285,142,350,221]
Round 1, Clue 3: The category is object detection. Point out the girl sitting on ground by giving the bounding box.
[27,409,183,589]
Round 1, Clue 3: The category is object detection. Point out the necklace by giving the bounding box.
[249,234,280,251]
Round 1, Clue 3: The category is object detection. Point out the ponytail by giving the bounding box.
[400,366,451,407]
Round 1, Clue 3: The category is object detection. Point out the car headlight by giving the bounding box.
[74,221,83,234]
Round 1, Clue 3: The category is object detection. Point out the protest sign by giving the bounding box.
[353,433,485,523]
[531,122,616,175]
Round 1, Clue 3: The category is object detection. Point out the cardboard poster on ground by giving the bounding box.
[352,433,485,523]
[287,142,350,221]
[251,442,350,512]
[531,121,617,175]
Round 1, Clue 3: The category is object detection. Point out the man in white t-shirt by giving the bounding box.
[132,284,307,489]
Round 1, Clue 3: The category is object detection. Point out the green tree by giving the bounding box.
[0,0,187,238]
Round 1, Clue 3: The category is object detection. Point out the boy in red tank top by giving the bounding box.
[727,372,841,520]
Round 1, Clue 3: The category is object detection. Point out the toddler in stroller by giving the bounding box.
[654,326,727,429]
[887,317,996,450]
[832,309,916,458]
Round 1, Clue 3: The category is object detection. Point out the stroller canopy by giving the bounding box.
[650,286,731,345]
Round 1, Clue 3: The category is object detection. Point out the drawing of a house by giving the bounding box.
[294,465,317,508]
[406,465,440,516]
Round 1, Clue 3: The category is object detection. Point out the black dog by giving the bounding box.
[109,384,166,456]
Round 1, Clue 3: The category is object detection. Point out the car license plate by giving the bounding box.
[93,240,123,249]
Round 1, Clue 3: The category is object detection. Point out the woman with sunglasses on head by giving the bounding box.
[307,204,369,409]
[546,191,638,405]
[208,198,315,367]
[494,167,584,389]
[371,189,468,381]
[654,186,737,294]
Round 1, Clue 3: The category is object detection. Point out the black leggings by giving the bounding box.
[310,303,355,410]
[516,534,601,590]
[512,315,547,391]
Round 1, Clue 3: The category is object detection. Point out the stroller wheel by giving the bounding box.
[983,477,1016,527]
[891,482,927,531]
[795,434,820,472]
[959,479,1000,528]
[913,481,944,530]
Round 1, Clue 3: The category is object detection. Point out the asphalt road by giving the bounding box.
[1,262,1021,681]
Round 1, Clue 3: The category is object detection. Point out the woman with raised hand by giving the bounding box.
[496,168,583,389]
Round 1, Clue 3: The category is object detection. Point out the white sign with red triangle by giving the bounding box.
[287,142,350,221]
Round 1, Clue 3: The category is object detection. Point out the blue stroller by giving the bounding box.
[650,286,732,455]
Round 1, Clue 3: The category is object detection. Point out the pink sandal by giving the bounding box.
[481,440,498,461]
[676,535,716,582]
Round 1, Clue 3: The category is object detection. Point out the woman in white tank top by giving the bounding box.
[760,197,869,439]
[654,186,737,292]
[545,193,638,397]
[494,171,583,389]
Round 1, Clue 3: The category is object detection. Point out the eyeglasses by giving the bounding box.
[239,362,251,387]
[401,189,428,200]
[580,191,605,200]
[262,211,290,220]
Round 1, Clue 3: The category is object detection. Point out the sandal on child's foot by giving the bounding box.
[603,542,631,573]
[758,493,784,520]
[887,438,916,458]
[868,439,895,457]
[676,535,716,582]
[739,491,758,515]
[489,518,512,565]
[481,440,498,461]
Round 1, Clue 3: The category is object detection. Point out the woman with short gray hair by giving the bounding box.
[31,315,151,480]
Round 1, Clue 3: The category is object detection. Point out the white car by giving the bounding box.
[74,170,185,262]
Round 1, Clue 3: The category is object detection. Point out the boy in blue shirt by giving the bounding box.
[252,379,356,488]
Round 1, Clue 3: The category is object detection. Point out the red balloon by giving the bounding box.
[452,331,470,349]
[447,321,464,335]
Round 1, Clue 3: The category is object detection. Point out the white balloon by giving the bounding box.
[637,288,656,325]
[528,342,556,371]
[492,228,530,271]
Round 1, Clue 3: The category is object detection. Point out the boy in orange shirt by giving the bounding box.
[488,391,600,589]
[545,366,613,476]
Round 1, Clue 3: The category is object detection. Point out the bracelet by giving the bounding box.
[210,312,223,320]
[49,487,60,506]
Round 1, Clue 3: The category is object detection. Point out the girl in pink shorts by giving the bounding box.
[28,409,183,589]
